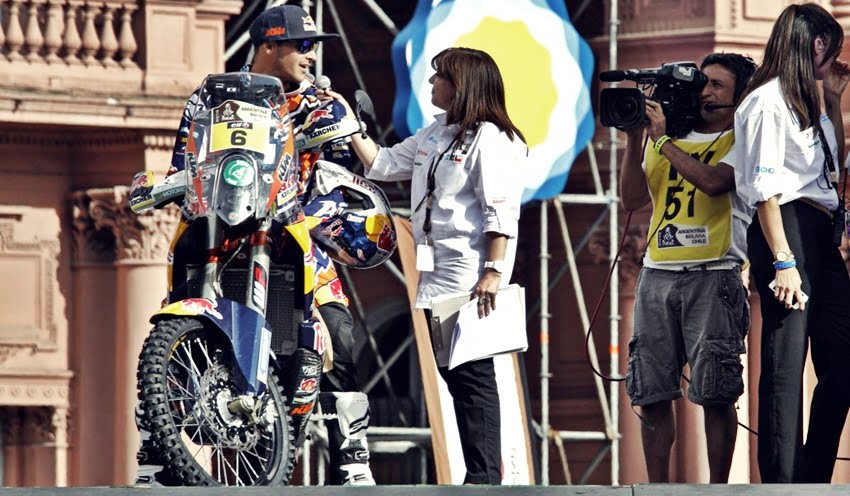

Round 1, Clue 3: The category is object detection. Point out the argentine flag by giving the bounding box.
[391,0,595,203]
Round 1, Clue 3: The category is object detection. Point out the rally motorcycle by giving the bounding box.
[128,72,396,486]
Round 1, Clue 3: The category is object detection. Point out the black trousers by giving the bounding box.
[749,201,850,483]
[318,301,359,393]
[437,358,502,484]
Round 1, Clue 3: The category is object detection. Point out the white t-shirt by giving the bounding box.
[367,114,527,308]
[732,78,839,211]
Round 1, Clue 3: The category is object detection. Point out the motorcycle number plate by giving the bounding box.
[210,122,270,154]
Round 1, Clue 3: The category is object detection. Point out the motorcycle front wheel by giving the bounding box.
[137,317,295,486]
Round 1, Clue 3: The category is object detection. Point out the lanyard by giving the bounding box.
[414,134,459,243]
[815,123,838,189]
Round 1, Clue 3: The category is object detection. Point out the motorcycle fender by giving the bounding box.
[152,298,273,396]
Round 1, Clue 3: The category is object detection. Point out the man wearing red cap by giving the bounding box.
[134,4,376,487]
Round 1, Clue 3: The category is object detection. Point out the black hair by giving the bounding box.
[700,53,757,103]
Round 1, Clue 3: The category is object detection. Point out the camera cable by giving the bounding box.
[576,126,850,455]
[584,126,728,381]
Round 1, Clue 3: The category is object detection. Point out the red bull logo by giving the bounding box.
[377,223,396,252]
[305,108,334,126]
[131,171,151,189]
[328,278,345,301]
[181,298,223,320]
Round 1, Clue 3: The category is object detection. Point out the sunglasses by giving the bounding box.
[293,39,320,54]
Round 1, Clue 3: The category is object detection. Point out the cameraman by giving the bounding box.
[619,53,755,483]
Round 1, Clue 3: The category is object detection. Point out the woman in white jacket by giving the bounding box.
[324,47,527,484]
[731,2,850,483]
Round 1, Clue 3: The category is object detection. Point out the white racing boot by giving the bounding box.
[317,391,376,485]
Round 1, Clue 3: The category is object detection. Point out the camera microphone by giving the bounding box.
[599,70,631,82]
[703,103,734,111]
[599,68,660,83]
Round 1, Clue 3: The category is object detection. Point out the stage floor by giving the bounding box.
[0,485,843,495]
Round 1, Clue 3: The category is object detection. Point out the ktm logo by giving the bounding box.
[290,404,312,416]
[265,27,286,37]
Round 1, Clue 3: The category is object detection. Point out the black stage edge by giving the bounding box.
[2,485,849,495]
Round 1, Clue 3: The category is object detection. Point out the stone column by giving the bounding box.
[71,187,179,485]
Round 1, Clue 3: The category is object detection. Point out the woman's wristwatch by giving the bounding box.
[484,260,506,274]
[773,250,796,270]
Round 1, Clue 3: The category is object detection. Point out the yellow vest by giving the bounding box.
[645,131,734,264]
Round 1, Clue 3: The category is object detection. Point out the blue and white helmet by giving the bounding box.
[303,160,397,268]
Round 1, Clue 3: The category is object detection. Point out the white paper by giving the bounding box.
[448,285,528,370]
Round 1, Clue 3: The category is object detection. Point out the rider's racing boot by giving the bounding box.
[319,391,376,486]
[133,400,165,487]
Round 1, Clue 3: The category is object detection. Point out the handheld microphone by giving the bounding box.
[315,75,331,91]
[703,103,734,111]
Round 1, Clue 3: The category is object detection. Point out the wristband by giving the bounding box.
[773,259,797,270]
[653,135,671,154]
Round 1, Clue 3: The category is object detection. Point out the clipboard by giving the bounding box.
[428,284,528,369]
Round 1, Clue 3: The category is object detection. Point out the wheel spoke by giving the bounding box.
[238,450,261,482]
[147,325,288,486]
[219,449,239,484]
[214,447,224,485]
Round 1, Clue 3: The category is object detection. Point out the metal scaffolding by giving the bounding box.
[536,0,623,486]
[224,0,624,486]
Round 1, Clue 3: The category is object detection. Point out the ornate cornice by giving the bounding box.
[142,132,176,151]
[70,187,180,264]
[0,373,71,408]
[0,128,175,150]
[0,87,184,130]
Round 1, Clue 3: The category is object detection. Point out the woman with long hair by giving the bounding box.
[732,2,850,483]
[322,47,527,484]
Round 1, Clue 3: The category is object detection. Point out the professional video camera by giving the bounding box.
[599,62,708,138]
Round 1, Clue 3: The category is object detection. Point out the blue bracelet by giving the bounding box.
[773,259,797,270]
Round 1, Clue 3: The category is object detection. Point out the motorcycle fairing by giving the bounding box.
[181,74,297,227]
[153,297,273,396]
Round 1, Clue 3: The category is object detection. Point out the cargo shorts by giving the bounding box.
[626,266,749,407]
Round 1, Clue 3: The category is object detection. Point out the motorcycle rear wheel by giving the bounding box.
[137,317,295,486]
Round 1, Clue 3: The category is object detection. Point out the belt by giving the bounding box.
[797,197,833,220]
[676,260,740,272]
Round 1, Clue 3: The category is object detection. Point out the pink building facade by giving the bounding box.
[0,0,238,485]
[0,0,849,487]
